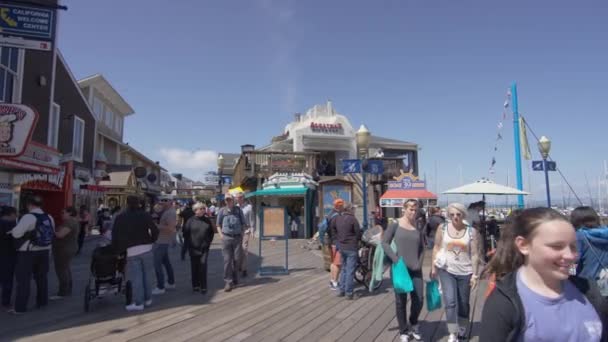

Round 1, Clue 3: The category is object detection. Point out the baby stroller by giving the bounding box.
[84,244,131,312]
[355,226,389,291]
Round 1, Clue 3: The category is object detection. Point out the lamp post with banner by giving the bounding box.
[356,125,371,230]
[217,154,225,198]
[536,136,553,208]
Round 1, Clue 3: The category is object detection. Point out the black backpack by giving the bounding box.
[28,213,54,247]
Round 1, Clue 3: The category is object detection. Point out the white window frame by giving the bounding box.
[47,102,60,148]
[114,115,122,135]
[92,96,103,120]
[104,108,114,128]
[72,116,85,162]
[0,47,24,103]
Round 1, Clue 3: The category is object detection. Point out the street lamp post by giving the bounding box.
[217,154,225,198]
[538,136,552,208]
[356,125,371,230]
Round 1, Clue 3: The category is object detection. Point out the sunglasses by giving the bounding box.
[159,199,170,203]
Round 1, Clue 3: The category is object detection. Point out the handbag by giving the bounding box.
[425,280,442,311]
[391,257,414,293]
[582,233,608,296]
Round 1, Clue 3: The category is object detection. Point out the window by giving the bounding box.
[92,96,103,120]
[0,47,21,103]
[48,103,60,148]
[114,115,122,135]
[104,108,114,128]
[72,116,85,162]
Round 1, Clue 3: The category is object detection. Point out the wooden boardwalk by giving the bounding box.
[0,237,486,342]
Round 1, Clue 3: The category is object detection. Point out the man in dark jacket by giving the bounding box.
[183,202,215,294]
[112,196,159,311]
[329,202,361,299]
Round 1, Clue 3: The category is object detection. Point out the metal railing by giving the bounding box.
[233,151,319,184]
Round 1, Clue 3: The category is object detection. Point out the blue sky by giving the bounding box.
[57,0,608,206]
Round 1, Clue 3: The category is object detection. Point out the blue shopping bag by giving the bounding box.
[391,257,413,293]
[426,280,442,311]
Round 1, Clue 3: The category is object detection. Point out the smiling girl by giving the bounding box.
[480,207,607,341]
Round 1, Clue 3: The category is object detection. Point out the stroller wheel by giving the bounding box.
[354,265,366,285]
[125,281,132,305]
[84,285,91,312]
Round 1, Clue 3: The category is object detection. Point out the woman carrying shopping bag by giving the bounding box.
[431,203,481,342]
[382,199,426,342]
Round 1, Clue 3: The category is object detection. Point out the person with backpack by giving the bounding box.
[319,199,343,290]
[570,206,608,298]
[9,195,55,314]
[216,192,246,292]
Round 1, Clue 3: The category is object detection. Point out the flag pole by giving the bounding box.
[512,82,525,208]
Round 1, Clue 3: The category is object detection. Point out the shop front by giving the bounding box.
[99,170,137,210]
[246,173,317,238]
[380,172,437,218]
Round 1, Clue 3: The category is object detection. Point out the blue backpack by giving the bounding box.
[29,213,54,247]
[318,211,339,244]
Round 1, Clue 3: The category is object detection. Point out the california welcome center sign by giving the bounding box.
[0,3,55,51]
[0,104,38,157]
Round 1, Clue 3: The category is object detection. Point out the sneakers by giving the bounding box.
[193,287,201,292]
[346,293,354,300]
[329,281,339,291]
[458,326,467,340]
[399,334,410,342]
[49,295,64,301]
[125,303,144,311]
[200,289,207,295]
[337,292,345,298]
[224,283,233,292]
[151,287,166,295]
[165,283,176,290]
[7,309,24,315]
[447,333,458,342]
[144,299,153,307]
[409,325,422,341]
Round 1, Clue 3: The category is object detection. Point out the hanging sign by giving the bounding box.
[0,4,55,51]
[0,104,38,157]
[342,159,361,174]
[388,172,426,190]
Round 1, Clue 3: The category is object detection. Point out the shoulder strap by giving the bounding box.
[582,233,607,269]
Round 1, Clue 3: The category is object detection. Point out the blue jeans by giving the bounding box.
[339,249,358,295]
[127,250,153,306]
[153,243,175,289]
[438,269,472,334]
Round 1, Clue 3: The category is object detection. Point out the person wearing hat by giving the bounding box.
[216,192,246,292]
[321,199,344,290]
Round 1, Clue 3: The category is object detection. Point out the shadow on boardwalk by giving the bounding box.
[0,237,487,342]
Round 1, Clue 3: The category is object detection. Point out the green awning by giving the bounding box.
[246,186,308,198]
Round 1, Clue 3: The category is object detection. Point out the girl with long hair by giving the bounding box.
[480,208,606,341]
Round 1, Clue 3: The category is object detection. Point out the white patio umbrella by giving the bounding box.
[443,178,530,197]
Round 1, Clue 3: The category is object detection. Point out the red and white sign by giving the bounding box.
[0,141,61,173]
[0,104,38,157]
[310,122,343,134]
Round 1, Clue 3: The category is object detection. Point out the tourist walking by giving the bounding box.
[183,202,215,294]
[480,208,606,341]
[152,196,177,295]
[0,206,17,308]
[329,202,361,300]
[76,205,90,255]
[426,207,445,249]
[320,199,343,290]
[112,196,159,311]
[217,193,246,292]
[10,196,55,314]
[382,199,426,341]
[51,206,79,299]
[431,203,480,342]
[235,192,254,277]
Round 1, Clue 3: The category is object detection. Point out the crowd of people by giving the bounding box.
[317,200,607,342]
[0,190,255,314]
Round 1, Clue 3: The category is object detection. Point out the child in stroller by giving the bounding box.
[84,243,131,311]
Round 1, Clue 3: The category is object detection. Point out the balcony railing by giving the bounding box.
[233,151,319,184]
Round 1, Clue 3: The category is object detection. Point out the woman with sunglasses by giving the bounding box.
[431,203,481,342]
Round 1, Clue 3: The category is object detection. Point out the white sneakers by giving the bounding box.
[447,333,458,342]
[151,287,166,295]
[152,283,176,295]
[145,299,152,306]
[399,334,410,342]
[399,325,422,342]
[125,303,144,312]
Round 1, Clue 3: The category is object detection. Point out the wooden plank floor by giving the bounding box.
[0,237,486,342]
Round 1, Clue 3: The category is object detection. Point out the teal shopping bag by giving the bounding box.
[391,257,413,293]
[426,280,442,311]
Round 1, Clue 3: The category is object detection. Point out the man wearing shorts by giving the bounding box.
[327,199,344,290]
